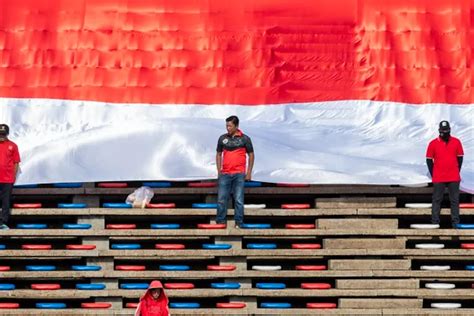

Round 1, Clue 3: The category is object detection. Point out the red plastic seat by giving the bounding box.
[460,203,474,208]
[164,283,195,289]
[13,203,42,209]
[277,183,309,187]
[187,182,217,188]
[295,265,327,271]
[217,302,246,308]
[106,224,136,229]
[0,266,10,271]
[31,283,61,291]
[155,244,185,250]
[292,243,322,249]
[126,302,139,308]
[146,203,176,208]
[115,265,146,271]
[22,244,52,250]
[31,284,61,290]
[285,224,315,229]
[461,243,474,249]
[306,303,337,309]
[66,244,96,250]
[301,283,332,289]
[81,303,112,309]
[97,182,128,188]
[207,265,236,271]
[0,303,20,309]
[197,223,227,229]
[282,203,311,209]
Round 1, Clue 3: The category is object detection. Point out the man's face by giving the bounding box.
[150,288,161,300]
[226,121,238,135]
[0,134,6,142]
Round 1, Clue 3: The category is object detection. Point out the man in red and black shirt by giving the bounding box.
[0,124,21,229]
[426,121,464,228]
[216,116,254,228]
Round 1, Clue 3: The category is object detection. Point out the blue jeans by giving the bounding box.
[216,173,245,225]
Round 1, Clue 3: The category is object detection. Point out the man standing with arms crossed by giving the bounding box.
[426,121,464,228]
[216,116,254,228]
[0,124,21,229]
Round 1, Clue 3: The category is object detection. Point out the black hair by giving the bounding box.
[226,115,239,126]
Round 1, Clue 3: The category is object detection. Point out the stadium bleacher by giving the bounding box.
[0,182,472,314]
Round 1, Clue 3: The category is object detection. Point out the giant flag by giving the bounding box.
[0,0,472,191]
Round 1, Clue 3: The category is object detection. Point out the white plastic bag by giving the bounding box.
[126,186,154,208]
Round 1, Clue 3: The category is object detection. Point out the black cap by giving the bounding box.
[438,120,450,131]
[0,124,9,136]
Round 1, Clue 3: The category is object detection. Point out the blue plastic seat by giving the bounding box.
[0,284,15,290]
[169,302,200,309]
[245,181,263,187]
[26,265,57,271]
[58,203,87,208]
[241,223,271,229]
[256,283,286,290]
[260,302,292,308]
[102,203,132,208]
[76,283,106,290]
[151,224,180,229]
[192,203,217,209]
[111,243,141,250]
[120,283,149,290]
[247,243,277,249]
[0,244,5,250]
[456,224,474,229]
[53,183,83,188]
[71,265,102,271]
[159,265,190,271]
[63,223,92,229]
[14,184,38,188]
[202,243,232,250]
[466,265,474,270]
[143,182,172,188]
[211,282,241,289]
[36,303,66,309]
[17,223,47,229]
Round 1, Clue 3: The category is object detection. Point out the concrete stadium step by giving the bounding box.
[329,259,410,270]
[13,206,474,217]
[336,279,419,289]
[315,197,396,209]
[383,309,474,315]
[2,248,474,258]
[2,269,474,279]
[339,298,422,309]
[4,308,474,315]
[3,229,474,237]
[323,238,406,249]
[316,218,398,230]
[3,289,474,299]
[357,208,474,215]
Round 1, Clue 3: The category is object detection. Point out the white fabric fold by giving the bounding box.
[1,98,472,192]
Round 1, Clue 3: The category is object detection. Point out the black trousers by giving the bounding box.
[431,181,460,227]
[0,183,13,225]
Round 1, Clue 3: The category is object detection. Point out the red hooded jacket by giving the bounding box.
[135,281,169,316]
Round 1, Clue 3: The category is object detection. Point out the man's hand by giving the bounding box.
[246,152,254,182]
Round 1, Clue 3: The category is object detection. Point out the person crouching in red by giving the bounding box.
[135,280,169,316]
